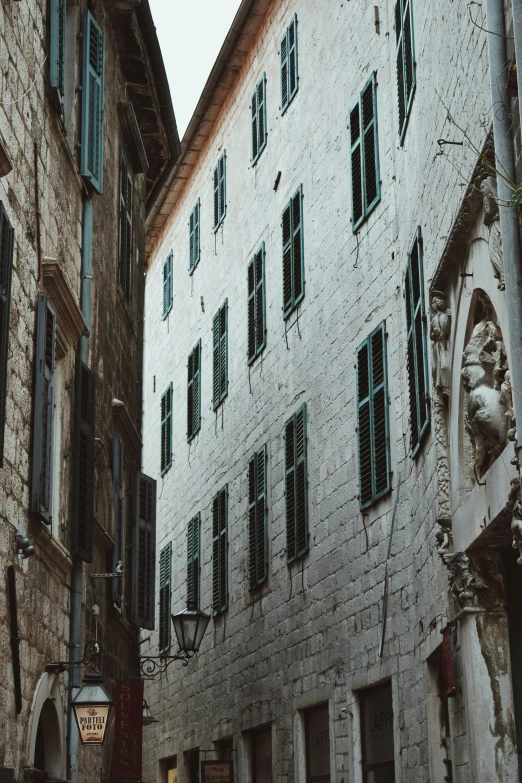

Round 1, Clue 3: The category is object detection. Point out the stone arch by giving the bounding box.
[26,673,66,778]
[94,437,113,537]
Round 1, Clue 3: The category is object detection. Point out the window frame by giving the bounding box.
[189,199,201,273]
[160,383,173,476]
[213,151,227,231]
[251,73,268,165]
[395,0,416,144]
[187,340,201,442]
[212,300,228,410]
[187,513,201,609]
[349,72,381,232]
[248,445,268,590]
[158,542,172,653]
[248,242,267,364]
[162,251,173,319]
[212,485,228,616]
[405,226,429,456]
[285,403,309,564]
[280,14,299,114]
[359,682,396,783]
[282,186,305,319]
[304,703,331,783]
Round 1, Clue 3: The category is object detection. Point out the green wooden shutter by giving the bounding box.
[31,295,56,524]
[213,153,226,229]
[213,301,228,409]
[160,383,173,474]
[248,243,266,364]
[132,472,156,630]
[350,74,380,230]
[282,187,305,319]
[396,0,416,141]
[357,323,391,509]
[71,356,95,563]
[163,252,173,318]
[189,200,200,273]
[281,16,298,113]
[50,0,66,104]
[80,10,105,194]
[251,83,259,161]
[252,75,267,163]
[212,486,228,615]
[118,153,133,302]
[158,542,172,652]
[285,404,308,563]
[349,99,363,229]
[187,514,201,609]
[187,340,201,440]
[112,432,124,604]
[405,227,429,454]
[248,446,267,589]
[0,203,14,466]
[280,27,289,111]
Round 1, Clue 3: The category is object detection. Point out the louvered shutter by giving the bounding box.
[282,201,292,315]
[118,153,133,302]
[112,432,124,604]
[212,302,228,409]
[187,514,200,609]
[213,164,219,229]
[248,446,267,589]
[405,228,429,454]
[80,10,105,193]
[282,188,304,318]
[160,384,172,474]
[251,84,259,161]
[291,189,303,304]
[288,16,298,101]
[362,75,379,213]
[252,75,267,162]
[187,341,201,440]
[158,542,172,652]
[213,153,226,229]
[50,0,66,104]
[132,472,156,629]
[212,487,228,615]
[248,244,266,364]
[285,404,308,563]
[280,27,289,111]
[349,99,363,229]
[395,0,406,135]
[189,201,200,273]
[31,295,56,524]
[71,356,95,562]
[396,0,416,141]
[163,252,173,318]
[0,203,14,466]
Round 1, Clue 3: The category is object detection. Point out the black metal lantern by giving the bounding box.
[172,602,211,655]
[142,699,158,726]
[71,669,113,745]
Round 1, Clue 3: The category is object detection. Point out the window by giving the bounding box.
[212,300,228,409]
[356,323,391,509]
[158,542,172,652]
[360,683,396,783]
[80,10,105,193]
[160,384,173,475]
[248,243,266,364]
[185,750,200,783]
[250,726,272,783]
[189,200,201,273]
[426,643,454,783]
[165,757,177,783]
[71,356,95,562]
[305,704,331,783]
[248,445,268,589]
[281,15,298,112]
[349,73,380,231]
[163,251,173,318]
[212,486,228,615]
[395,0,416,141]
[282,186,305,319]
[213,152,226,230]
[285,403,308,563]
[187,341,201,441]
[118,150,133,303]
[0,202,14,466]
[252,74,267,163]
[187,513,201,608]
[405,228,429,454]
[132,473,156,630]
[50,0,66,107]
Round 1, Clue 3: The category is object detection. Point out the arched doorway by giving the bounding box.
[26,673,66,780]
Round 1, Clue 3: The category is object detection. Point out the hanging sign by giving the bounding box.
[75,704,110,744]
[112,680,144,782]
[441,627,456,697]
[201,761,233,783]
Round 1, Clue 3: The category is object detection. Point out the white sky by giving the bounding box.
[149,0,243,140]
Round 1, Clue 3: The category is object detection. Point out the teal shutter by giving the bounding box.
[189,200,200,273]
[282,187,305,319]
[112,432,124,604]
[248,243,266,364]
[118,152,133,302]
[212,486,228,615]
[158,542,172,652]
[133,473,156,630]
[212,301,228,409]
[71,356,95,563]
[0,203,14,466]
[50,0,66,105]
[80,10,105,193]
[187,514,201,608]
[160,384,173,474]
[350,73,381,230]
[187,340,201,440]
[281,16,298,112]
[285,404,308,563]
[248,446,268,589]
[213,152,226,229]
[252,74,267,162]
[357,323,391,509]
[405,227,429,454]
[396,0,416,141]
[162,252,173,318]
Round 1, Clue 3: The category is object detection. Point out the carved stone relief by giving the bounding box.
[436,520,454,565]
[447,550,505,612]
[480,175,505,290]
[429,293,452,520]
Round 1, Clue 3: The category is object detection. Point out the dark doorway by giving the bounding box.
[505,547,522,781]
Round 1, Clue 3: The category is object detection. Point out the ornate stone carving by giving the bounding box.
[447,551,505,611]
[510,481,522,564]
[448,553,483,609]
[480,175,505,289]
[430,292,452,520]
[435,520,454,565]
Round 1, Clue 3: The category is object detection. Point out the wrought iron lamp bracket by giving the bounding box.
[45,640,102,675]
[139,651,194,679]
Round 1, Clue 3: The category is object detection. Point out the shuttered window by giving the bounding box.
[158,542,172,652]
[187,340,201,441]
[160,383,173,475]
[189,200,201,273]
[49,0,66,106]
[248,243,266,364]
[187,514,201,609]
[251,74,267,163]
[213,152,226,230]
[349,73,380,231]
[80,10,105,193]
[0,202,14,467]
[285,404,308,564]
[132,473,156,630]
[281,15,298,113]
[396,0,416,142]
[163,252,173,318]
[212,486,228,615]
[248,446,268,589]
[357,323,391,509]
[118,150,133,302]
[112,432,124,605]
[31,295,56,524]
[282,186,305,319]
[71,356,95,562]
[212,301,228,409]
[405,227,429,454]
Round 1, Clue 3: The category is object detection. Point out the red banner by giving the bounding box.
[441,627,456,697]
[112,680,144,782]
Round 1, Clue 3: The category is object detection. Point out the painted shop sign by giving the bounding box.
[112,680,144,782]
[75,704,109,744]
[200,761,233,783]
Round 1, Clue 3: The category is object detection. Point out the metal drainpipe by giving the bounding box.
[485,0,522,460]
[513,0,522,118]
[68,195,93,783]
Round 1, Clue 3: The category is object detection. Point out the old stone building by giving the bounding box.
[0,1,177,781]
[141,0,522,782]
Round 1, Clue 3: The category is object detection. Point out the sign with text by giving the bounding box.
[75,704,109,744]
[201,761,233,783]
[112,680,144,782]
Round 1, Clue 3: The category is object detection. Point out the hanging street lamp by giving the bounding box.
[71,666,114,745]
[142,699,158,726]
[140,602,211,679]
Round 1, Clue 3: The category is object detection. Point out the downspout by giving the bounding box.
[67,196,93,783]
[513,0,522,119]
